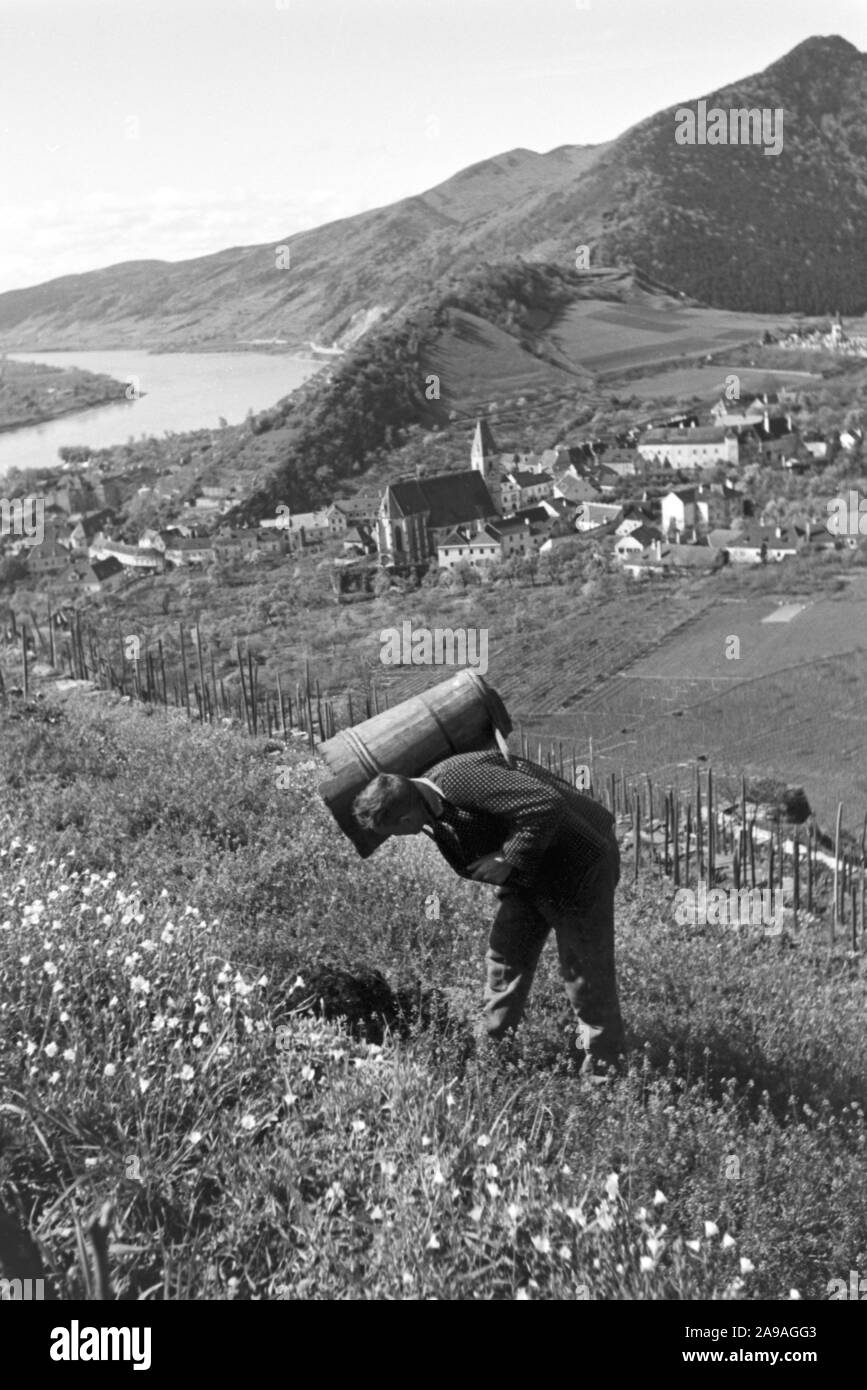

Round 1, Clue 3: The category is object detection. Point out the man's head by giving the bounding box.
[352,774,429,837]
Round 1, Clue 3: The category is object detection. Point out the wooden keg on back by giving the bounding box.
[318,669,512,857]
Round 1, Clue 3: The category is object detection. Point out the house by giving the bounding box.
[614,524,664,562]
[661,487,698,535]
[597,448,640,476]
[725,525,799,564]
[257,528,289,555]
[638,426,739,470]
[69,509,116,553]
[139,529,167,555]
[163,534,216,566]
[284,509,333,544]
[90,539,163,571]
[575,502,623,533]
[327,493,382,527]
[552,471,601,505]
[341,525,377,557]
[378,471,497,566]
[27,539,72,576]
[498,469,554,514]
[213,528,260,560]
[436,524,503,570]
[89,557,126,593]
[743,413,799,463]
[801,433,829,461]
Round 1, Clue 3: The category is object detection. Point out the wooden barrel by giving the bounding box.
[318,670,512,857]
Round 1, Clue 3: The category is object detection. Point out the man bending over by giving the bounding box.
[352,749,625,1074]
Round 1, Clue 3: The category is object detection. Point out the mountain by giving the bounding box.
[3,34,867,358]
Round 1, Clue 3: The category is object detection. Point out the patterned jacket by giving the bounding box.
[421,749,615,904]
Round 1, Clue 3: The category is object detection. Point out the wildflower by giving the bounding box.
[380,1160,397,1178]
[283,1092,297,1107]
[179,1065,195,1082]
[188,1131,204,1145]
[515,1288,531,1301]
[653,1189,667,1207]
[721,1233,736,1250]
[469,1205,483,1223]
[485,1163,499,1179]
[44,1042,58,1058]
[24,1040,36,1057]
[486,1181,501,1199]
[59,1011,69,1023]
[640,1256,655,1272]
[789,1289,802,1300]
[595,1201,615,1233]
[704,1221,719,1238]
[370,1206,383,1221]
[686,1239,701,1253]
[240,1114,256,1131]
[531,1235,551,1255]
[43,961,57,977]
[445,1093,455,1109]
[301,1065,315,1082]
[421,1136,431,1147]
[566,1208,586,1228]
[739,1257,755,1274]
[427,1233,441,1250]
[62,1048,75,1063]
[160,925,175,945]
[85,1157,99,1169]
[138,1076,152,1094]
[151,1015,166,1032]
[476,1134,490,1148]
[103,1063,117,1078]
[604,1172,620,1201]
[506,1203,523,1222]
[646,1236,663,1258]
[129,975,150,996]
[351,1119,367,1134]
[48,1071,60,1085]
[559,1245,572,1262]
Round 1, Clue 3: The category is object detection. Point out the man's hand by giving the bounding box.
[467,853,513,885]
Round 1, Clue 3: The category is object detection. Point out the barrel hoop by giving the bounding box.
[342,727,386,780]
[418,693,461,759]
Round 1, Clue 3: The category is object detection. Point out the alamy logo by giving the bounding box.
[674,100,784,156]
[827,1270,867,1299]
[672,880,783,934]
[0,496,45,545]
[827,491,867,536]
[0,1277,45,1299]
[380,621,488,675]
[49,1321,152,1371]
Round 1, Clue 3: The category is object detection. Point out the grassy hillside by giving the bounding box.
[0,357,128,430]
[1,690,866,1300]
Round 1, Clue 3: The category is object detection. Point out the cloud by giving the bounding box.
[0,185,357,292]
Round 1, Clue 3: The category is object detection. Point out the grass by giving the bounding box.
[1,690,867,1300]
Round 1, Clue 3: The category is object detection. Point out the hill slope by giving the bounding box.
[2,35,867,354]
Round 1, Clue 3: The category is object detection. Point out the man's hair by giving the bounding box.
[352,773,413,831]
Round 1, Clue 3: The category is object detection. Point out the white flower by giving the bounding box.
[129,975,150,995]
[48,1071,60,1085]
[85,1157,99,1169]
[640,1256,655,1272]
[739,1257,754,1274]
[721,1232,736,1250]
[151,1014,166,1032]
[686,1239,702,1253]
[44,1042,58,1058]
[507,1203,523,1222]
[62,1048,75,1062]
[515,1287,531,1301]
[485,1164,499,1179]
[179,1065,195,1082]
[653,1189,667,1206]
[704,1221,719,1238]
[789,1289,802,1299]
[486,1181,501,1199]
[604,1172,620,1201]
[351,1119,367,1134]
[43,961,57,976]
[646,1236,663,1258]
[240,1114,256,1131]
[370,1205,383,1221]
[301,1065,315,1082]
[380,1160,397,1177]
[469,1205,483,1223]
[59,1011,69,1023]
[138,1076,152,1094]
[476,1134,490,1148]
[531,1235,551,1255]
[188,1131,204,1145]
[427,1233,440,1250]
[103,1063,117,1078]
[160,925,176,944]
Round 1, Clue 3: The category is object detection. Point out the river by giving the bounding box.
[1,350,323,474]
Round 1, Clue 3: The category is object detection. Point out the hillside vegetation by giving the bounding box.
[1,692,866,1299]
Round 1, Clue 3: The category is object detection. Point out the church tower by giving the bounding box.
[470,417,497,480]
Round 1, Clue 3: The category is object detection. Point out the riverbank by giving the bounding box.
[0,358,128,431]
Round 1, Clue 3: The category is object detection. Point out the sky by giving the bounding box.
[1,0,866,295]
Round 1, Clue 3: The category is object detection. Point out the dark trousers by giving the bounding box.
[483,829,624,1065]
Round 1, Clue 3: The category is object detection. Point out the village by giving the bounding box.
[0,375,864,610]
